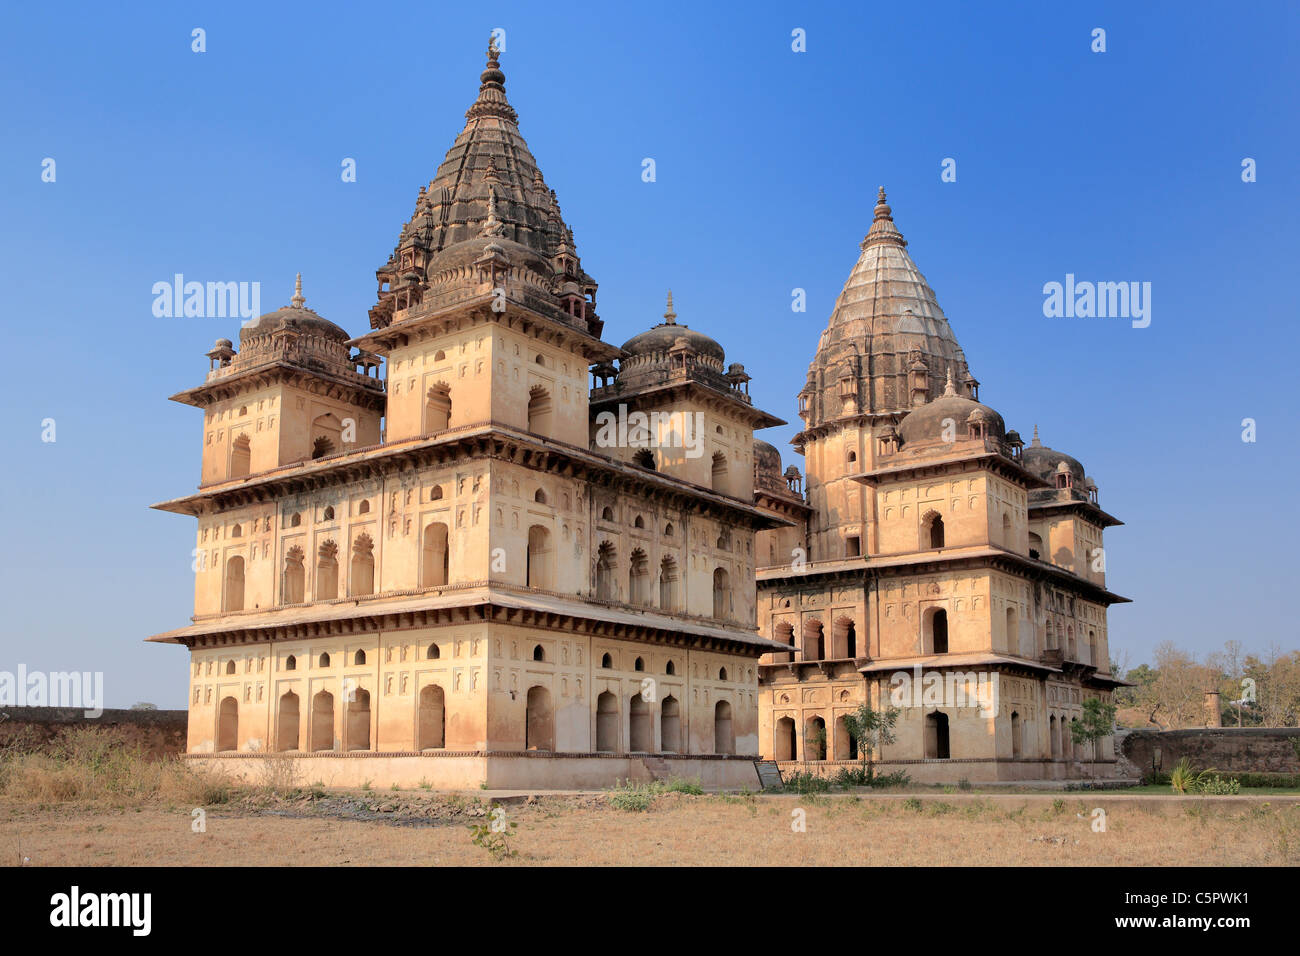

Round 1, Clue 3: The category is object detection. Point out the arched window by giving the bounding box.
[230,523,242,539]
[311,690,334,751]
[323,506,335,521]
[832,618,856,658]
[1089,630,1099,667]
[628,548,649,604]
[283,547,305,604]
[225,659,236,675]
[665,660,676,676]
[1049,715,1061,758]
[596,691,618,752]
[316,540,339,600]
[802,620,824,660]
[318,652,331,667]
[527,386,553,435]
[712,567,731,619]
[601,506,614,521]
[1065,718,1076,759]
[711,451,728,493]
[927,608,949,654]
[526,686,554,751]
[1002,513,1012,545]
[803,714,825,760]
[596,541,616,600]
[312,436,334,459]
[230,435,251,478]
[923,511,945,549]
[925,711,950,759]
[774,622,795,664]
[425,384,452,433]
[285,654,296,671]
[714,700,735,755]
[277,691,299,751]
[217,697,239,752]
[290,512,302,528]
[847,450,857,465]
[353,649,366,666]
[310,413,342,459]
[419,684,446,750]
[601,653,613,669]
[429,485,443,501]
[634,657,644,671]
[718,667,728,681]
[534,488,547,504]
[663,522,673,537]
[526,525,553,589]
[633,449,656,470]
[1028,531,1043,560]
[1006,607,1018,653]
[349,534,375,596]
[661,696,681,752]
[775,716,797,761]
[422,522,449,587]
[658,555,679,611]
[358,499,370,515]
[633,514,645,529]
[629,693,652,751]
[1010,711,1022,758]
[346,688,371,751]
[834,714,859,761]
[224,556,245,612]
[533,644,545,662]
[426,643,439,660]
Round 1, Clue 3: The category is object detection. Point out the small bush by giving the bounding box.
[902,797,923,812]
[782,771,831,794]
[665,777,703,795]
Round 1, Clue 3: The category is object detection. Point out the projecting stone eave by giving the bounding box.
[145,582,788,655]
[755,545,1130,606]
[348,291,622,365]
[851,448,1051,491]
[151,421,791,531]
[589,379,786,431]
[167,359,387,411]
[857,652,1065,677]
[1028,497,1124,529]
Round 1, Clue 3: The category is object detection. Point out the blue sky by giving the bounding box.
[1,1,1296,707]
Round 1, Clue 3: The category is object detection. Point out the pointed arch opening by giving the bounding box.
[526,685,554,751]
[424,383,452,433]
[527,386,553,435]
[349,533,375,596]
[419,684,445,750]
[311,690,334,751]
[714,700,735,755]
[283,547,305,604]
[277,691,300,751]
[526,524,553,589]
[661,696,681,753]
[596,691,619,752]
[217,696,239,752]
[345,688,371,751]
[223,556,245,612]
[422,521,450,587]
[628,548,649,605]
[229,434,251,478]
[316,540,339,600]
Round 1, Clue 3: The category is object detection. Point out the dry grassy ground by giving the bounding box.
[3,789,1298,867]
[3,729,1297,866]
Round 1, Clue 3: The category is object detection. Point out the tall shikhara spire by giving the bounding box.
[369,37,597,331]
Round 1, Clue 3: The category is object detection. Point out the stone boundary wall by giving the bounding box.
[0,707,189,758]
[1117,728,1300,777]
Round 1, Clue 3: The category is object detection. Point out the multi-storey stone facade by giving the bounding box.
[151,41,786,790]
[752,190,1129,783]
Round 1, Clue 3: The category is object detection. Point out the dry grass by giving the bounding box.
[2,728,1297,866]
[2,789,1297,867]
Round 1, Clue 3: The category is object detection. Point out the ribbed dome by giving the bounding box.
[1021,428,1086,484]
[801,188,972,424]
[620,291,725,363]
[240,275,349,342]
[898,376,1005,445]
[754,439,783,475]
[369,38,596,330]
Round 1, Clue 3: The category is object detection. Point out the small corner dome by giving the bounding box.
[754,439,783,475]
[239,276,349,342]
[620,292,724,363]
[1021,438,1087,484]
[214,338,233,349]
[898,394,1005,445]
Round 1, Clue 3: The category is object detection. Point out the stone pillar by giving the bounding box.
[1203,691,1223,728]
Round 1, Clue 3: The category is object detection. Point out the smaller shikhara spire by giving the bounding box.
[862,186,908,249]
[291,272,305,308]
[664,290,677,325]
[1032,424,1042,447]
[942,366,957,397]
[467,31,517,122]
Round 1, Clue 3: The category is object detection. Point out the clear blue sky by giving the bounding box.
[1,1,1296,707]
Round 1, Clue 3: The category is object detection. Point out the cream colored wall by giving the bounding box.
[200,384,381,485]
[875,572,993,658]
[801,424,870,559]
[875,474,992,554]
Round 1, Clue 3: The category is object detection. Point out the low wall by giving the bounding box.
[184,751,763,791]
[1118,728,1300,776]
[0,706,188,758]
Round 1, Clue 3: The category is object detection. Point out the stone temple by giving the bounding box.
[151,40,1126,788]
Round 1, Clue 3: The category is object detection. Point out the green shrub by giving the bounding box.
[1197,775,1241,795]
[781,770,831,794]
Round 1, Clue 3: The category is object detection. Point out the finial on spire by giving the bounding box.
[487,31,501,64]
[1031,424,1042,447]
[664,290,677,325]
[873,186,893,221]
[291,273,305,308]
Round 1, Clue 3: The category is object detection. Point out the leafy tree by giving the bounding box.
[1070,697,1117,778]
[842,703,899,780]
